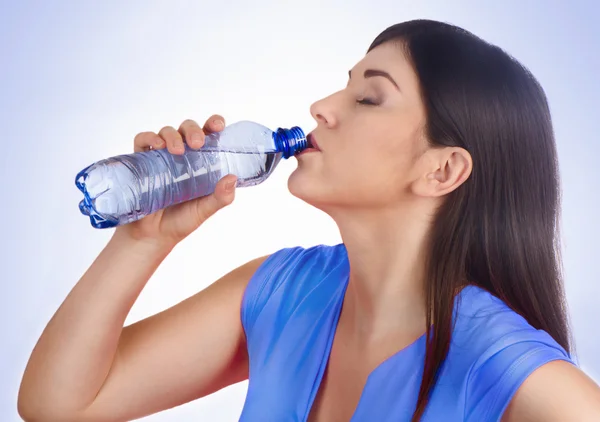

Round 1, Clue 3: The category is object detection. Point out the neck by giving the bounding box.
[331,201,436,340]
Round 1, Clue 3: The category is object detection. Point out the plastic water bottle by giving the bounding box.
[75,120,307,229]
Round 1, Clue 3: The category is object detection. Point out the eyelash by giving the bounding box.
[357,98,378,106]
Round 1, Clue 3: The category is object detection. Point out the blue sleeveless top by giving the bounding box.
[238,244,574,421]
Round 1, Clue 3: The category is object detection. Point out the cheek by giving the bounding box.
[327,147,403,194]
[350,132,419,191]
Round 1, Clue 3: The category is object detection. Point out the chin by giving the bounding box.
[287,168,328,208]
[288,171,351,216]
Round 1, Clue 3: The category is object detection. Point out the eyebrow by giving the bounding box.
[348,68,400,91]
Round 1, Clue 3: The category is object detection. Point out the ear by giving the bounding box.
[411,147,473,197]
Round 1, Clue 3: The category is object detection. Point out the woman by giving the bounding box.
[18,19,600,421]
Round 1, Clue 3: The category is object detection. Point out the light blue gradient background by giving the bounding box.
[1,1,598,420]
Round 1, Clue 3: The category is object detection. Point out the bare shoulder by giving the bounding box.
[503,360,600,421]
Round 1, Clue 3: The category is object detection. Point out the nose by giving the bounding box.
[310,96,338,128]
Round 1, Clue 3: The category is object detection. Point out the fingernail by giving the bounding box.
[154,138,165,147]
[191,133,203,144]
[225,180,236,192]
[213,119,224,129]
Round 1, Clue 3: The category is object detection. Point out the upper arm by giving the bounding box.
[82,254,270,422]
[502,360,600,422]
[464,333,577,421]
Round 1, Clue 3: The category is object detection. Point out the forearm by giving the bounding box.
[18,232,173,418]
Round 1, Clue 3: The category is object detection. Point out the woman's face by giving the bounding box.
[288,42,431,212]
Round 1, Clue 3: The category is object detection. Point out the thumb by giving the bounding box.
[193,175,237,224]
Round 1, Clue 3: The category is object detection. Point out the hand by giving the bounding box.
[113,115,237,249]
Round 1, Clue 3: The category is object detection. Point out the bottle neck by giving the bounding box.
[273,127,307,158]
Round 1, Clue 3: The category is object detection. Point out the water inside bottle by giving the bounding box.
[76,150,281,229]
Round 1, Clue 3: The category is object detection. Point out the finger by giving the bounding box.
[193,174,237,224]
[134,131,164,153]
[178,119,205,150]
[158,126,185,155]
[202,115,226,134]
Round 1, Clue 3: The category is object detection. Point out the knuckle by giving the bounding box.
[158,126,176,136]
[206,114,225,125]
[133,131,155,145]
[159,127,181,143]
[180,119,198,129]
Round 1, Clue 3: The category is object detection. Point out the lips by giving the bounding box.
[307,133,320,151]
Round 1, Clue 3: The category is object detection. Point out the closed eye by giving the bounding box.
[357,98,378,106]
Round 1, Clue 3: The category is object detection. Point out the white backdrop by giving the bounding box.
[1,1,598,420]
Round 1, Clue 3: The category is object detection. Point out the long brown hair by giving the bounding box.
[368,20,572,421]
